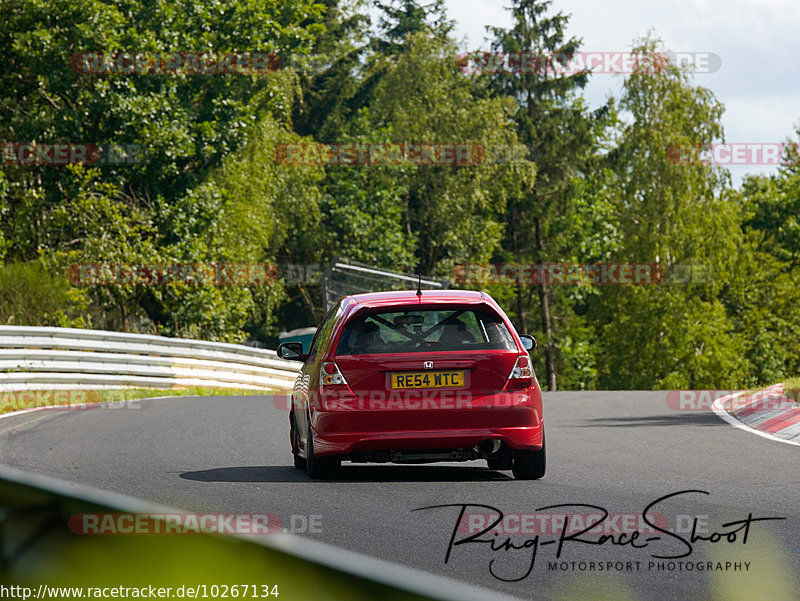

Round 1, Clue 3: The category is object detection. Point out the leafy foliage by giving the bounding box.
[0,0,797,388]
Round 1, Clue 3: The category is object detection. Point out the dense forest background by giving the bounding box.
[2,0,798,390]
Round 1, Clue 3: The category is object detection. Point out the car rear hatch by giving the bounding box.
[321,305,530,432]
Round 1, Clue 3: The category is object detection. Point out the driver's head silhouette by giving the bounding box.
[353,321,383,353]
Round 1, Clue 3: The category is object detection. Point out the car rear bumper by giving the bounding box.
[313,425,544,457]
[310,390,543,456]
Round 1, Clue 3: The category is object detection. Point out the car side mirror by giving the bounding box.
[519,335,537,351]
[277,341,307,362]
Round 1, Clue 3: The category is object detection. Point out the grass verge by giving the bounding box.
[783,378,800,403]
[0,387,271,414]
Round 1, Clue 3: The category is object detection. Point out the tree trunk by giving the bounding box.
[534,216,556,391]
[510,208,527,332]
[516,284,527,333]
[536,282,556,391]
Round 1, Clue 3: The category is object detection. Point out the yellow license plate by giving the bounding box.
[391,371,465,389]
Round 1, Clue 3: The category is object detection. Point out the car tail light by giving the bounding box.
[319,361,353,410]
[504,355,534,390]
[321,361,350,388]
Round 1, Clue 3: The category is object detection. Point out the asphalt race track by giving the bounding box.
[1,392,798,601]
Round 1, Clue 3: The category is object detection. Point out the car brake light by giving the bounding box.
[321,361,349,387]
[504,355,534,390]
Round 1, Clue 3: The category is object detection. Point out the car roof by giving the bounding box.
[346,289,492,309]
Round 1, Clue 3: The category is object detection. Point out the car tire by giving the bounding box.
[291,418,306,470]
[512,431,546,480]
[486,446,513,470]
[305,427,340,480]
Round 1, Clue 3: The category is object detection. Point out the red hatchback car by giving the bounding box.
[277,290,545,480]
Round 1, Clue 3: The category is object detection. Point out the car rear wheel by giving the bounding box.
[512,431,546,480]
[291,418,306,470]
[305,427,340,479]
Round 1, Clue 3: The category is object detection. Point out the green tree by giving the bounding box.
[374,0,453,52]
[487,0,612,390]
[330,32,532,278]
[1,0,327,338]
[725,139,800,384]
[291,0,372,139]
[0,261,88,326]
[596,37,746,389]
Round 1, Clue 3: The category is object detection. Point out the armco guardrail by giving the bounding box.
[0,326,300,392]
[0,465,509,601]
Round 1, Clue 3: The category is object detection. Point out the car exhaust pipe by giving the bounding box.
[475,439,501,457]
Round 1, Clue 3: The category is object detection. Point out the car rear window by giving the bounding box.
[335,308,516,355]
